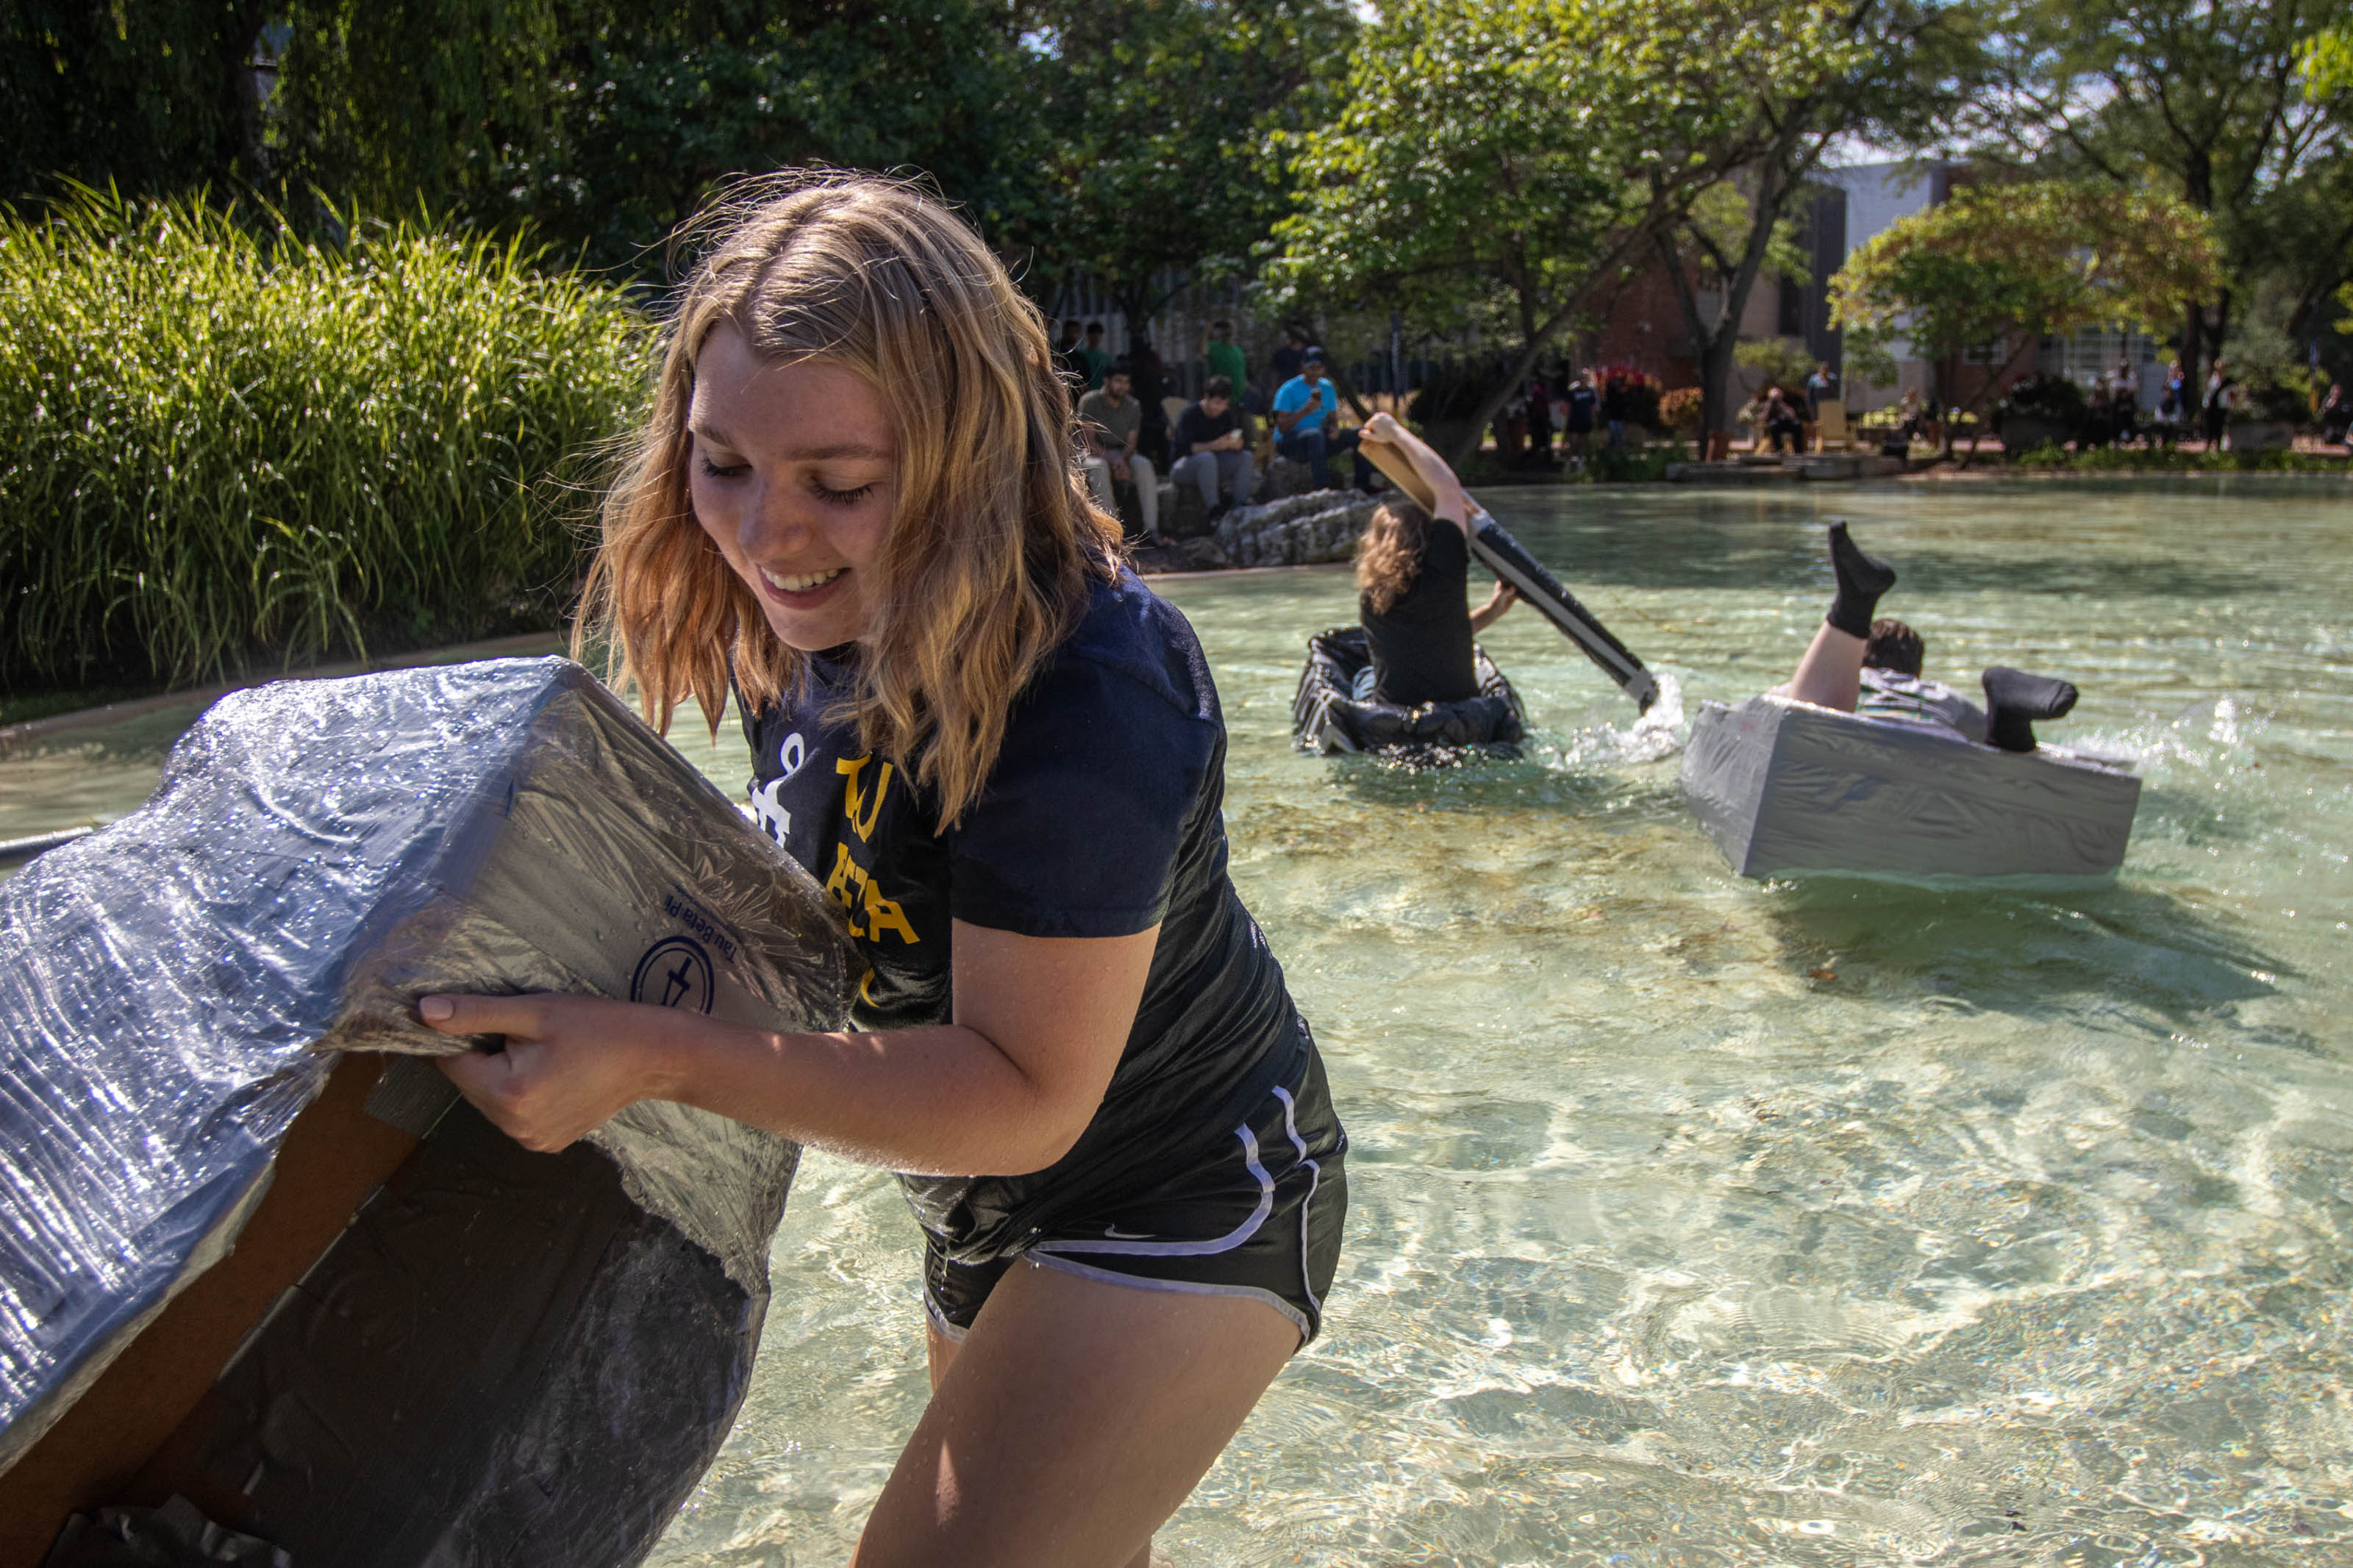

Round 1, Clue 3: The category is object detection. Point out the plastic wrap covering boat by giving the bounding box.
[0,657,855,1568]
[1292,626,1525,766]
[1680,692,2140,882]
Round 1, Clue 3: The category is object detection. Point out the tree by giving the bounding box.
[1013,0,1356,336]
[1,1,276,205]
[1653,0,1987,440]
[275,0,1040,272]
[1963,0,2353,388]
[1828,179,2224,441]
[1267,0,1865,465]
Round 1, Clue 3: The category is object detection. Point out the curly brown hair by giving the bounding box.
[1355,497,1435,614]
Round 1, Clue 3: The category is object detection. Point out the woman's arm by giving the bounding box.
[425,920,1157,1176]
[1355,412,1470,534]
[1468,581,1517,632]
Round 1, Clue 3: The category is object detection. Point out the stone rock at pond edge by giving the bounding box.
[1131,537,1233,574]
[1213,490,1381,569]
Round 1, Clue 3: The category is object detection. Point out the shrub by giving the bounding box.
[1657,386,1704,433]
[0,190,652,693]
[1993,373,2086,430]
[2240,379,2313,424]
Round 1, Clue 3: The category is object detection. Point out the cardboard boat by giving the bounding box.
[1681,692,2141,882]
[1291,626,1524,765]
[0,659,853,1568]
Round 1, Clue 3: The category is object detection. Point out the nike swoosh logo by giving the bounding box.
[1101,1225,1155,1240]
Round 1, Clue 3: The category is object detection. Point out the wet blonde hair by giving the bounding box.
[1355,497,1434,615]
[577,173,1121,829]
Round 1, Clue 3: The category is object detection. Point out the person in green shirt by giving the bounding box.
[1079,321,1112,390]
[1202,318,1246,401]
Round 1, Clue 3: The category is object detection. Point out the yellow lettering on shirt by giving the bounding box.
[824,841,868,936]
[863,877,919,945]
[836,754,893,842]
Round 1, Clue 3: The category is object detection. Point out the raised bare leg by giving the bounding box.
[1788,520,1896,712]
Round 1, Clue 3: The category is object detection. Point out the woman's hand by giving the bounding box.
[1470,580,1518,633]
[419,992,697,1152]
[1360,411,1402,445]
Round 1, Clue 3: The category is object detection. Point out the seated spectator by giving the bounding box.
[1782,522,2080,753]
[1760,384,1804,454]
[1076,362,1157,540]
[1272,347,1371,491]
[1171,376,1256,520]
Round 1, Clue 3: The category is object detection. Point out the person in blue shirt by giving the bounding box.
[1271,347,1370,490]
[418,173,1346,1568]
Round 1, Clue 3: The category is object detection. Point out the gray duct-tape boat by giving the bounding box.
[1681,693,2140,882]
[0,658,854,1567]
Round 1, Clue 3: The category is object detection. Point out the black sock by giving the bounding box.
[1981,666,2078,752]
[1825,520,1896,638]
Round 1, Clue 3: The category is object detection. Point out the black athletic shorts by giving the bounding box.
[920,1051,1349,1346]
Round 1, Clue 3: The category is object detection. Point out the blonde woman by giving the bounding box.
[418,175,1346,1566]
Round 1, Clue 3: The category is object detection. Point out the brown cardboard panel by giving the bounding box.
[0,1056,418,1567]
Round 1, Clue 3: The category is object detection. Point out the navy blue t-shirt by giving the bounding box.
[740,567,1307,1259]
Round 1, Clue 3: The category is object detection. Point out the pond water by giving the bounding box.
[5,479,2350,1565]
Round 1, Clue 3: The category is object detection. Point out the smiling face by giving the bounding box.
[687,322,899,651]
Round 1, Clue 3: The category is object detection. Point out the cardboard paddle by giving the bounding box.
[1357,432,1661,712]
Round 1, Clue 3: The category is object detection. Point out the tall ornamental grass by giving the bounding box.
[0,190,653,692]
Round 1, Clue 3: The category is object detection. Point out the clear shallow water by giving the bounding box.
[6,479,2351,1564]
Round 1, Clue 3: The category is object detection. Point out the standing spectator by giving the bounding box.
[1563,371,1598,465]
[1271,326,1309,389]
[1127,332,1172,470]
[1599,370,1631,449]
[1273,347,1369,491]
[1202,318,1247,396]
[2202,357,2235,447]
[1524,371,1556,466]
[1079,321,1112,390]
[1054,319,1087,390]
[1170,376,1256,520]
[2109,361,2138,445]
[1804,362,1840,418]
[2157,359,2187,445]
[1077,362,1157,540]
[2319,382,2350,445]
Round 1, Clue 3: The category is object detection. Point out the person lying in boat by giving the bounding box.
[1784,520,2080,752]
[1351,412,1518,704]
[416,173,1346,1567]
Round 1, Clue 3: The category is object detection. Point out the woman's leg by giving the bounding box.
[859,1264,1299,1568]
[1788,622,1868,712]
[1788,520,1896,712]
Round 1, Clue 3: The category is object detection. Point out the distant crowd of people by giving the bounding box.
[1057,317,1376,538]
